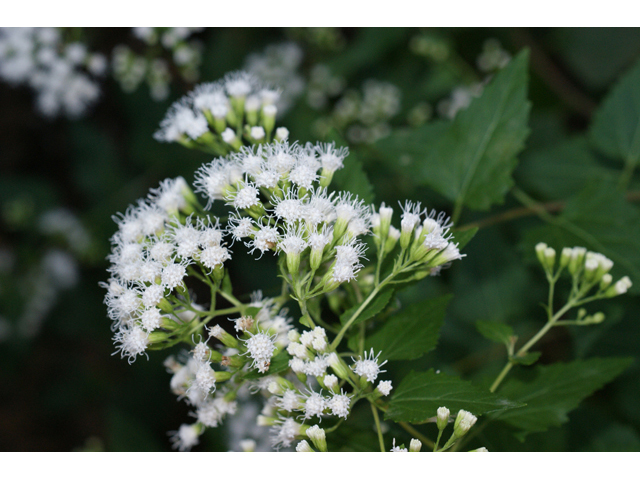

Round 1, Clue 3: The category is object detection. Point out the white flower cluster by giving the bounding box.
[102,177,233,363]
[306,64,345,110]
[317,79,402,144]
[244,42,305,116]
[437,83,484,120]
[113,28,203,101]
[0,27,106,118]
[194,141,373,285]
[154,70,282,150]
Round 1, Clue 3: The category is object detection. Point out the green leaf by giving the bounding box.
[521,183,640,293]
[495,357,633,437]
[329,130,375,204]
[242,350,291,380]
[366,294,452,361]
[386,369,523,424]
[376,50,530,211]
[451,227,478,251]
[590,58,640,169]
[476,320,514,345]
[339,288,394,327]
[510,351,541,366]
[515,136,617,201]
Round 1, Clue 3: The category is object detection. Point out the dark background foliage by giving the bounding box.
[1,27,639,452]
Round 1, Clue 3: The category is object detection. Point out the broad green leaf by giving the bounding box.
[366,294,451,361]
[521,183,640,293]
[339,288,394,327]
[510,351,541,366]
[515,136,617,201]
[243,350,291,379]
[495,357,632,437]
[451,227,478,251]
[386,369,524,423]
[328,130,375,204]
[590,57,640,169]
[376,50,530,211]
[476,320,514,345]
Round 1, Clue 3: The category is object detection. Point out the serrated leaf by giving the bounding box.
[366,294,451,361]
[242,350,291,380]
[386,369,524,423]
[495,357,633,437]
[339,288,394,327]
[515,136,617,201]
[329,130,375,204]
[376,50,530,211]
[476,320,514,345]
[590,58,640,169]
[451,227,478,251]
[521,183,640,293]
[510,351,541,366]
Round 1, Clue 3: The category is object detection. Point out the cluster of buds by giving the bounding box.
[535,243,632,305]
[154,70,289,155]
[433,407,486,452]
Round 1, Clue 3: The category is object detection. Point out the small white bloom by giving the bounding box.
[352,349,387,383]
[328,391,351,419]
[376,380,393,396]
[171,424,200,451]
[244,331,277,373]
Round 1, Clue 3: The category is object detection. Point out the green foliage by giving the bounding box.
[376,50,531,213]
[495,357,633,439]
[339,288,394,327]
[515,136,617,201]
[366,294,451,361]
[386,369,524,424]
[590,57,640,169]
[521,184,640,293]
[476,320,514,346]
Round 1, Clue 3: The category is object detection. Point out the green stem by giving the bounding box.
[371,402,385,452]
[433,430,443,452]
[398,422,436,450]
[330,283,382,350]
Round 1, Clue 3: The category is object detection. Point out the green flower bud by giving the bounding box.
[436,406,450,430]
[453,410,477,438]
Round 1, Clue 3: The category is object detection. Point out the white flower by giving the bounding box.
[140,307,163,331]
[113,325,149,363]
[390,438,408,452]
[227,181,260,210]
[161,262,187,290]
[278,390,302,412]
[328,391,351,419]
[351,349,387,383]
[301,391,327,420]
[316,142,348,173]
[148,177,189,214]
[249,222,280,254]
[200,245,231,270]
[270,417,302,449]
[142,284,164,308]
[376,380,393,396]
[251,126,265,140]
[296,440,313,452]
[244,331,277,373]
[195,362,216,394]
[170,424,200,451]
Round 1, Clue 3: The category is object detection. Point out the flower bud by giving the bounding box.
[568,247,587,275]
[600,273,613,290]
[544,247,556,271]
[470,447,489,452]
[453,410,477,438]
[306,425,327,452]
[560,247,572,268]
[239,439,256,452]
[535,242,547,266]
[296,440,315,452]
[275,127,289,142]
[607,276,632,297]
[409,438,422,452]
[436,406,450,430]
[327,352,351,381]
[207,324,238,348]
